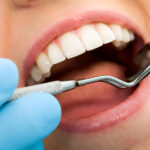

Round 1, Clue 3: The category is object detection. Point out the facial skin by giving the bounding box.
[1,0,150,150]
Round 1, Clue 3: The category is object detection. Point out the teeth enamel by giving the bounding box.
[122,28,130,42]
[28,23,135,85]
[59,32,86,59]
[36,52,52,74]
[96,23,115,44]
[48,43,66,64]
[78,24,103,51]
[111,25,134,49]
[30,65,42,82]
[110,24,123,41]
[113,41,127,49]
[129,31,135,41]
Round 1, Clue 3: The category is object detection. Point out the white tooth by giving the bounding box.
[96,23,115,44]
[129,31,134,41]
[79,24,103,51]
[44,72,51,78]
[36,52,52,74]
[59,32,86,59]
[48,43,66,64]
[113,41,122,47]
[110,24,123,41]
[113,41,127,49]
[30,65,42,82]
[122,28,130,42]
[26,76,35,86]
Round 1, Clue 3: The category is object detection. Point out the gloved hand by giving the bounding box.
[0,58,61,150]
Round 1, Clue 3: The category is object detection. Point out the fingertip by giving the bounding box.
[42,93,62,134]
[0,58,18,106]
[18,92,61,138]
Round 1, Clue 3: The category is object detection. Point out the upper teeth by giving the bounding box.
[97,23,115,44]
[59,31,86,58]
[78,24,103,51]
[27,23,135,85]
[36,52,52,75]
[48,42,66,64]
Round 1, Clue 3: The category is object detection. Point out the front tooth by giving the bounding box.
[110,24,123,41]
[36,52,52,74]
[79,24,103,51]
[30,65,42,82]
[122,28,130,42]
[129,31,135,41]
[96,23,115,44]
[48,43,66,64]
[59,32,86,59]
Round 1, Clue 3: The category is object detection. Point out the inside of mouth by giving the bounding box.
[42,38,144,119]
[46,40,139,83]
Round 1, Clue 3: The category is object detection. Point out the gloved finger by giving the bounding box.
[0,92,61,150]
[28,141,44,150]
[0,58,18,107]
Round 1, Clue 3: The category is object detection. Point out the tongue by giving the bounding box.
[55,61,134,120]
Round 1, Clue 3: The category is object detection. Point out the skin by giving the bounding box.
[1,0,150,149]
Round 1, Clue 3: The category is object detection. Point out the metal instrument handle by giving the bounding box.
[10,81,62,101]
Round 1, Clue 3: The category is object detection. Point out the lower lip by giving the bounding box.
[58,75,150,133]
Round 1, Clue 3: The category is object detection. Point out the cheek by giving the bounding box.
[13,0,38,7]
[0,4,10,56]
[139,0,150,15]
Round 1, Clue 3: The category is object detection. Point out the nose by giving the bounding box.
[0,1,10,57]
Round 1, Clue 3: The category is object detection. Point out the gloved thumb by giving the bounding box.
[28,141,44,150]
[0,92,61,150]
[0,58,18,107]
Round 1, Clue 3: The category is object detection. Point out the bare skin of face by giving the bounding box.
[1,0,150,150]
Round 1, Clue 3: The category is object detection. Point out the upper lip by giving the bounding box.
[22,9,144,85]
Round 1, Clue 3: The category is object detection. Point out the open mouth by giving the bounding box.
[24,17,150,133]
[27,23,138,84]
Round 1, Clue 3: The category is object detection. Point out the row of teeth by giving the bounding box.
[27,23,135,85]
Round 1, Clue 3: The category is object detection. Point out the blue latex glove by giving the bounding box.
[0,58,61,150]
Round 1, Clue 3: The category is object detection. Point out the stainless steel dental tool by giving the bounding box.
[10,44,150,101]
